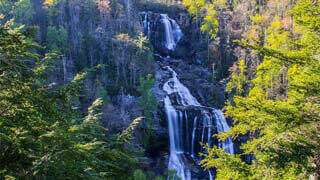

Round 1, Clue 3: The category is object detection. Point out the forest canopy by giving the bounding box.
[0,0,319,179]
[0,21,140,179]
[187,0,320,179]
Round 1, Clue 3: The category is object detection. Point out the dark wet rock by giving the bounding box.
[153,55,226,109]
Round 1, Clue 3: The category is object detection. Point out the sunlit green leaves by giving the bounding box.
[202,0,320,179]
[0,21,138,179]
[183,0,222,38]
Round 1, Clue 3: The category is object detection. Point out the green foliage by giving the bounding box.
[107,33,155,95]
[136,0,184,13]
[44,0,62,8]
[202,0,320,179]
[133,169,147,180]
[291,0,320,33]
[2,1,156,178]
[118,117,143,143]
[12,0,34,23]
[97,85,109,103]
[226,59,247,97]
[132,169,168,180]
[166,169,180,180]
[46,26,68,53]
[138,74,157,123]
[183,0,206,15]
[134,33,154,62]
[201,146,250,179]
[137,74,157,148]
[183,0,225,38]
[0,21,138,179]
[0,0,34,24]
[200,3,219,39]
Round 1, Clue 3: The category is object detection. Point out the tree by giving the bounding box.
[0,21,138,179]
[137,74,157,148]
[226,59,247,97]
[0,0,34,24]
[138,74,157,123]
[201,0,320,179]
[183,0,221,38]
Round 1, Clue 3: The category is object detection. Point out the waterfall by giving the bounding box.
[140,12,151,37]
[165,96,191,179]
[160,14,183,50]
[139,13,182,51]
[163,67,201,106]
[163,66,234,180]
[139,13,234,179]
[214,110,235,154]
[163,67,195,179]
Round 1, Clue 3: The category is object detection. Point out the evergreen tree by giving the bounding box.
[0,21,138,179]
[199,0,320,179]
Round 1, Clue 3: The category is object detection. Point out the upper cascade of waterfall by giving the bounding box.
[139,12,183,51]
[160,14,183,50]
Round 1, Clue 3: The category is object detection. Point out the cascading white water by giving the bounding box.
[214,110,235,154]
[160,14,183,50]
[140,12,151,37]
[139,13,182,51]
[163,67,201,106]
[163,66,234,180]
[209,110,235,180]
[165,96,191,180]
[164,66,202,179]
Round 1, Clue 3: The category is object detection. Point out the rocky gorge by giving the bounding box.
[136,6,236,179]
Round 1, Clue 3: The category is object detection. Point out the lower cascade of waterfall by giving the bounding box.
[163,66,234,180]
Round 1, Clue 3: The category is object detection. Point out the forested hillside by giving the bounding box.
[0,0,319,179]
[184,0,320,179]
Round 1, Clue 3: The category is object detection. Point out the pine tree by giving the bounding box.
[0,20,138,179]
[200,0,320,179]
